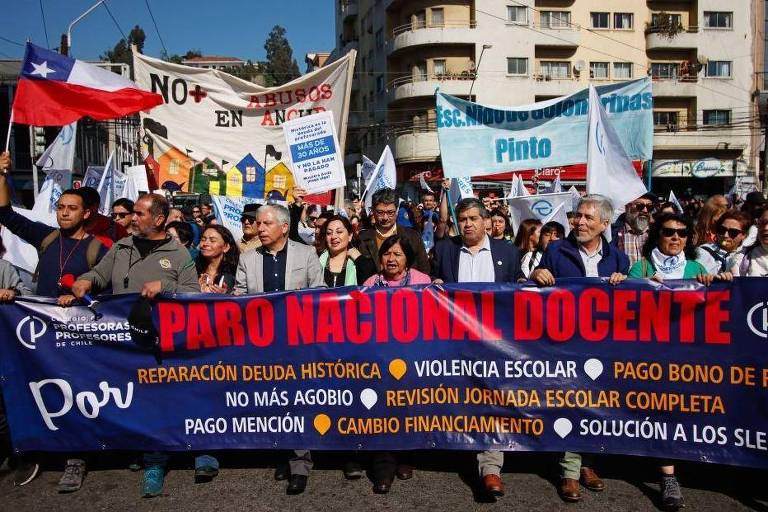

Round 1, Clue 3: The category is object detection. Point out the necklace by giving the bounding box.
[58,232,86,286]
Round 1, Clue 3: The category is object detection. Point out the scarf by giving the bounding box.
[373,269,412,287]
[319,251,357,286]
[651,247,686,279]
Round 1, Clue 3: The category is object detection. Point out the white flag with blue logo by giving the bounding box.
[448,177,474,204]
[96,151,128,215]
[541,201,571,237]
[507,192,574,233]
[360,155,377,188]
[363,146,397,210]
[586,85,647,219]
[32,122,76,215]
[506,173,530,198]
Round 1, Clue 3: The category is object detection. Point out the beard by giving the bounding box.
[627,213,649,232]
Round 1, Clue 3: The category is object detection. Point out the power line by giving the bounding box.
[102,0,128,42]
[38,0,50,49]
[0,36,24,47]
[144,0,168,56]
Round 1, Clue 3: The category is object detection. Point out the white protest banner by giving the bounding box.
[437,78,653,178]
[507,192,574,232]
[363,146,397,211]
[134,50,356,201]
[33,122,76,215]
[126,165,150,194]
[449,177,474,202]
[2,207,57,274]
[95,152,128,215]
[282,110,345,194]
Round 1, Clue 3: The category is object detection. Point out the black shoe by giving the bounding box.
[343,460,363,480]
[286,474,307,495]
[373,479,393,494]
[13,461,40,487]
[274,463,290,481]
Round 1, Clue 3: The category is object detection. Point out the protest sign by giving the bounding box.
[1,280,767,470]
[436,78,652,178]
[282,111,345,194]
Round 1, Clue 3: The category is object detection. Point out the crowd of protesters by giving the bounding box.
[0,151,766,508]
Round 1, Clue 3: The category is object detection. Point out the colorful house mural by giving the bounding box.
[192,158,225,195]
[225,166,243,197]
[264,162,295,202]
[157,147,192,192]
[237,153,265,199]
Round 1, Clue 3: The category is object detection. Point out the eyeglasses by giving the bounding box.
[632,203,654,212]
[240,216,256,224]
[661,227,689,238]
[111,212,130,219]
[308,216,320,221]
[374,209,398,217]
[716,226,742,238]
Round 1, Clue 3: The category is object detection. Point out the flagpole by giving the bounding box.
[3,111,13,153]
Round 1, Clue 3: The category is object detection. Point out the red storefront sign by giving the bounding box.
[404,161,643,182]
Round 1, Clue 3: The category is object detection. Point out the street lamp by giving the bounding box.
[62,0,105,55]
[468,44,492,100]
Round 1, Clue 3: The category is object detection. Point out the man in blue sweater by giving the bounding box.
[0,152,108,298]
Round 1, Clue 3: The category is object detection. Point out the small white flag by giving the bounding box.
[32,122,77,215]
[668,189,683,213]
[507,173,530,198]
[507,192,574,233]
[541,201,571,237]
[568,185,581,210]
[360,155,377,188]
[95,151,128,215]
[449,177,474,203]
[550,174,562,193]
[363,146,397,211]
[419,172,434,193]
[586,85,647,221]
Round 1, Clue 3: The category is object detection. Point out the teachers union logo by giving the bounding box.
[16,315,47,350]
[747,301,768,339]
[531,200,553,218]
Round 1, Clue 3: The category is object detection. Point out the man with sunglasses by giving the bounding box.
[239,203,262,252]
[696,211,751,274]
[613,193,657,266]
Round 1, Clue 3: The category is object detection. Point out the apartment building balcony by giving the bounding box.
[530,24,580,49]
[531,74,582,97]
[393,126,440,162]
[341,0,358,21]
[645,26,699,50]
[388,21,477,55]
[388,73,474,102]
[653,124,747,151]
[651,76,698,97]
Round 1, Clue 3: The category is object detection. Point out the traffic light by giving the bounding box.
[32,127,47,160]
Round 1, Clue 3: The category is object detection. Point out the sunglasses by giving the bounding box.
[716,226,742,238]
[111,212,130,219]
[633,203,654,212]
[661,227,689,238]
[240,216,256,224]
[309,216,320,221]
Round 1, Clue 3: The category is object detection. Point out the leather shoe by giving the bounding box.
[482,474,505,497]
[286,474,307,495]
[580,467,605,492]
[373,479,392,494]
[395,464,414,480]
[274,463,290,481]
[559,478,582,502]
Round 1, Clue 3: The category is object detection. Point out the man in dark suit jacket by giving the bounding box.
[430,197,520,499]
[358,188,430,274]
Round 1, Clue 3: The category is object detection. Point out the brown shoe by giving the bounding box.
[580,467,606,492]
[482,474,505,497]
[395,464,414,480]
[559,478,582,502]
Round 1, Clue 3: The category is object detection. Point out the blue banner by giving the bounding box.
[436,78,653,178]
[1,279,767,469]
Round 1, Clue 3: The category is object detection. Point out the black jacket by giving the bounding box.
[358,225,430,274]
[431,235,521,283]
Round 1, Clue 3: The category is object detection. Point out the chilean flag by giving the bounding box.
[12,43,163,126]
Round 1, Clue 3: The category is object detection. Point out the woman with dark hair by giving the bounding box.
[629,213,717,282]
[167,220,198,259]
[520,221,566,279]
[693,195,728,245]
[362,235,431,287]
[490,209,513,242]
[513,218,542,256]
[319,215,375,288]
[195,225,240,294]
[628,211,731,510]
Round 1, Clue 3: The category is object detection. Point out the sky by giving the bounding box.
[0,0,335,69]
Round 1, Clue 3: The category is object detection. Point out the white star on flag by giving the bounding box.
[30,61,54,78]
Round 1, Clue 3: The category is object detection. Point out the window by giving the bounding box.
[614,13,633,30]
[590,12,609,29]
[704,12,732,28]
[507,57,528,75]
[613,62,633,79]
[431,8,444,27]
[540,11,570,28]
[433,59,446,76]
[703,110,731,125]
[414,11,426,29]
[376,75,384,93]
[653,111,679,131]
[590,62,609,79]
[651,62,679,79]
[375,29,384,49]
[540,61,570,79]
[651,13,682,29]
[706,61,732,77]
[507,5,527,24]
[414,62,427,81]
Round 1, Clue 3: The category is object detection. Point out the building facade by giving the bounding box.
[335,0,765,197]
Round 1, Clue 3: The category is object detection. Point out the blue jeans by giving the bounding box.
[143,452,219,471]
[195,454,219,471]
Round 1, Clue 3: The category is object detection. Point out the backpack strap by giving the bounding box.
[85,237,104,269]
[33,230,61,282]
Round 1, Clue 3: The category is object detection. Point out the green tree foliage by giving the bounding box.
[101,25,146,65]
[263,25,300,86]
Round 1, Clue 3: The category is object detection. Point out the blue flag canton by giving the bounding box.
[21,43,74,82]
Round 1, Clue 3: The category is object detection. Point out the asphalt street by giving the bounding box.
[0,452,765,511]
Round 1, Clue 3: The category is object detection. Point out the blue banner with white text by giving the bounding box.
[1,279,767,468]
[436,78,653,178]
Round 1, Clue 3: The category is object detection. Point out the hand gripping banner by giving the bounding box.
[0,279,767,469]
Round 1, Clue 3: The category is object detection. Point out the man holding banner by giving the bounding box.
[531,194,628,502]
